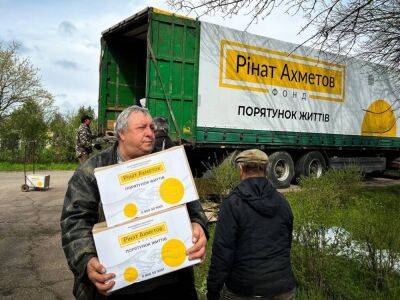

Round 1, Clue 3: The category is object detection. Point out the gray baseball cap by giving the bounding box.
[234,149,268,164]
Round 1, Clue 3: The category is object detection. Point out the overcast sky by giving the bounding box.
[0,0,310,115]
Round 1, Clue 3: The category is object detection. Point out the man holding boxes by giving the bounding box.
[60,106,207,299]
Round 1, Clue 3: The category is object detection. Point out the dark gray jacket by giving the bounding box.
[207,177,295,300]
[60,142,207,299]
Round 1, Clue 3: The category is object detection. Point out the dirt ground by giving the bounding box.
[0,171,75,300]
[0,171,398,299]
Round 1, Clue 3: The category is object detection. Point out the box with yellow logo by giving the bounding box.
[94,146,199,227]
[92,205,200,292]
[27,174,50,189]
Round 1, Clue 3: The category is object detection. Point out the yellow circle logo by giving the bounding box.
[159,178,184,204]
[361,99,397,137]
[37,181,43,187]
[161,239,186,267]
[123,267,138,282]
[123,203,137,218]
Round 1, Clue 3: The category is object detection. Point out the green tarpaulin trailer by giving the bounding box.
[98,7,399,188]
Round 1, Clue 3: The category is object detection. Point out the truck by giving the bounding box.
[98,7,400,188]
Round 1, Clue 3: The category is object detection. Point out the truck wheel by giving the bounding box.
[295,151,326,179]
[267,151,294,188]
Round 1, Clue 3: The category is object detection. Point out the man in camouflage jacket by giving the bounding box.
[61,106,207,299]
[76,114,93,164]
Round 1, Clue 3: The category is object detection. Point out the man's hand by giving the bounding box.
[187,222,207,261]
[86,257,115,295]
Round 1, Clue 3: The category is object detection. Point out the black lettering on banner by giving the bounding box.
[302,93,307,100]
[282,90,288,97]
[308,73,315,84]
[322,76,329,86]
[246,106,254,116]
[315,74,322,85]
[269,66,277,78]
[293,92,297,98]
[236,55,246,73]
[260,65,268,77]
[238,106,329,123]
[299,71,307,83]
[251,62,260,76]
[290,70,298,81]
[280,64,290,80]
[329,77,335,87]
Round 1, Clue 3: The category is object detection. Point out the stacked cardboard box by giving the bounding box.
[92,146,200,292]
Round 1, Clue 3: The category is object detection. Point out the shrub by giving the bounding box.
[287,168,400,298]
[196,155,240,202]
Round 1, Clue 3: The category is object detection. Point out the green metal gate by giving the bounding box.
[146,9,200,142]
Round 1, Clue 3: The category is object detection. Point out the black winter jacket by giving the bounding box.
[154,132,175,152]
[207,177,295,300]
[60,142,207,299]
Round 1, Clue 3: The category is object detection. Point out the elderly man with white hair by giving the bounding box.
[61,105,207,300]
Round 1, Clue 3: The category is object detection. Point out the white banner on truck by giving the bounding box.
[197,22,399,138]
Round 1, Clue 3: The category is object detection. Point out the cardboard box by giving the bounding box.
[26,174,50,189]
[93,205,200,292]
[94,146,198,227]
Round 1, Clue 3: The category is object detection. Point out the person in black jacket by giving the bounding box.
[207,149,296,300]
[61,106,207,299]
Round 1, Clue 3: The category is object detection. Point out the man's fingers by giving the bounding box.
[187,231,206,260]
[189,244,206,260]
[90,271,115,283]
[91,258,106,274]
[95,280,115,294]
[191,223,206,244]
[187,239,202,254]
[192,228,200,243]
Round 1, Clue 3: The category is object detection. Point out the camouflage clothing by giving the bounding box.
[60,142,208,299]
[76,123,93,158]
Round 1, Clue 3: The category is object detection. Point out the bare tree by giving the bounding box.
[0,42,52,120]
[168,0,400,70]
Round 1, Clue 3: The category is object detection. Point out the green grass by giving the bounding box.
[0,162,78,171]
[196,183,400,298]
[194,223,215,297]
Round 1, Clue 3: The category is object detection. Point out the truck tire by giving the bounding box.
[295,151,326,179]
[267,151,294,189]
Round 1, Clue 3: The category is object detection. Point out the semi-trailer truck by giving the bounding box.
[98,7,399,188]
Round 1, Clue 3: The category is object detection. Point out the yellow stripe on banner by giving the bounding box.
[220,82,269,93]
[221,40,345,68]
[309,95,344,103]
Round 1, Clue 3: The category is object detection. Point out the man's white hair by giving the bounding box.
[114,105,151,139]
